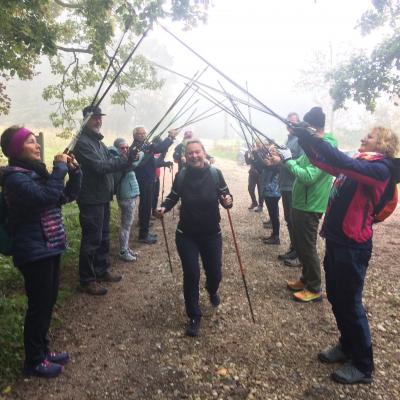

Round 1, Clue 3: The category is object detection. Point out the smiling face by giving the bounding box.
[185,142,206,169]
[359,129,379,153]
[20,134,41,162]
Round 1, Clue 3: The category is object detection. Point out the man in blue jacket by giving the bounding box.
[132,126,177,244]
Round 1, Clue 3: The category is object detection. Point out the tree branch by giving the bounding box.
[56,45,91,54]
[54,0,81,9]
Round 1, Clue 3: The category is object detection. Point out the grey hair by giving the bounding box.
[132,125,147,136]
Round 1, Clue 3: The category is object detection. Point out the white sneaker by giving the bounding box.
[119,251,136,262]
[128,249,139,258]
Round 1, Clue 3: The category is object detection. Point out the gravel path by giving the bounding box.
[11,159,400,400]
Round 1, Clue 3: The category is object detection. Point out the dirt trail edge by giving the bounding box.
[11,159,400,400]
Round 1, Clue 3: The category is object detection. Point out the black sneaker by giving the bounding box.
[185,318,201,337]
[138,235,157,244]
[97,272,122,283]
[209,293,220,307]
[46,351,70,365]
[263,235,280,245]
[278,249,297,261]
[24,360,63,378]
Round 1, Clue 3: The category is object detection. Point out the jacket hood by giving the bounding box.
[0,166,32,186]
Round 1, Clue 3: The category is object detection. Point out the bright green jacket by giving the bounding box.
[284,132,337,213]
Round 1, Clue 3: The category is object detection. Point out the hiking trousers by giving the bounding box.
[292,208,322,292]
[324,240,374,375]
[176,230,222,320]
[18,255,60,368]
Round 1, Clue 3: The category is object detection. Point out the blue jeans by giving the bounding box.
[324,240,373,375]
[176,230,222,319]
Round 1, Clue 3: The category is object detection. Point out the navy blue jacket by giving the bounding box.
[134,137,174,183]
[1,163,82,266]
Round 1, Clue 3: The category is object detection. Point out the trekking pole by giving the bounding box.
[161,166,166,203]
[226,208,256,323]
[160,216,173,274]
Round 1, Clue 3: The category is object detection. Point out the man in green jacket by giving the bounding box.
[273,107,336,302]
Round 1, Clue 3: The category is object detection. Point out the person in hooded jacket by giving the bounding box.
[109,138,144,262]
[0,125,82,378]
[294,124,399,384]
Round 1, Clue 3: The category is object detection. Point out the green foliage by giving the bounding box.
[0,0,207,135]
[330,0,400,111]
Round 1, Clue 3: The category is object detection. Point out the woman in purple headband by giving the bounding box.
[0,126,82,378]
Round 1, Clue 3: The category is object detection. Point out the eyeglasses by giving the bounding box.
[120,146,129,150]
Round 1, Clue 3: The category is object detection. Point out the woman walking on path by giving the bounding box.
[155,139,233,337]
[294,125,399,384]
[0,126,82,378]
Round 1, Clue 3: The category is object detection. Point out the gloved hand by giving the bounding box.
[291,121,316,138]
[276,146,292,162]
[127,143,140,163]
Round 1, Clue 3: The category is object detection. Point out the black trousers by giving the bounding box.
[248,170,262,206]
[78,202,110,284]
[281,190,294,249]
[176,230,222,320]
[138,179,154,239]
[264,196,280,236]
[18,255,61,367]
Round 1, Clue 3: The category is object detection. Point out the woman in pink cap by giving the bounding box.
[0,126,82,378]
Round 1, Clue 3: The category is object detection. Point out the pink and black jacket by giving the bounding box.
[298,135,394,248]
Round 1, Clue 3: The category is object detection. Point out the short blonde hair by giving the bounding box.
[373,126,399,158]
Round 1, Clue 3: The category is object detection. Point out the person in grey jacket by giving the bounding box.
[109,138,144,262]
[278,112,303,263]
[74,106,138,296]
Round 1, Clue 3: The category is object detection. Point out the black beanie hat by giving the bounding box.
[303,107,325,129]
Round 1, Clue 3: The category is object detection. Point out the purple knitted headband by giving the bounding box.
[7,128,33,159]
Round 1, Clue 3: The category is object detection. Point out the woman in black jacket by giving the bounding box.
[156,139,232,337]
[0,126,82,378]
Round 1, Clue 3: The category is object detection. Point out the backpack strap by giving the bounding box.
[176,166,225,196]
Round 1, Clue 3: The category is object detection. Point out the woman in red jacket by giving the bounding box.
[294,125,399,384]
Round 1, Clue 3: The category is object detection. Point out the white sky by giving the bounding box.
[142,0,376,138]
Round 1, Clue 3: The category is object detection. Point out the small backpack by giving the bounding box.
[0,191,12,256]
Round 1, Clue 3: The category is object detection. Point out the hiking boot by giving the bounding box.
[263,235,280,245]
[97,272,122,283]
[278,249,297,261]
[138,235,157,245]
[46,351,70,365]
[286,279,305,291]
[24,360,63,378]
[293,289,322,303]
[318,343,349,364]
[149,232,158,238]
[284,258,302,268]
[331,363,372,384]
[209,292,220,308]
[119,250,137,262]
[263,220,272,228]
[254,206,263,213]
[79,281,108,296]
[248,202,258,210]
[185,318,201,337]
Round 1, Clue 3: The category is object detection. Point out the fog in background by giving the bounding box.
[1,0,395,150]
